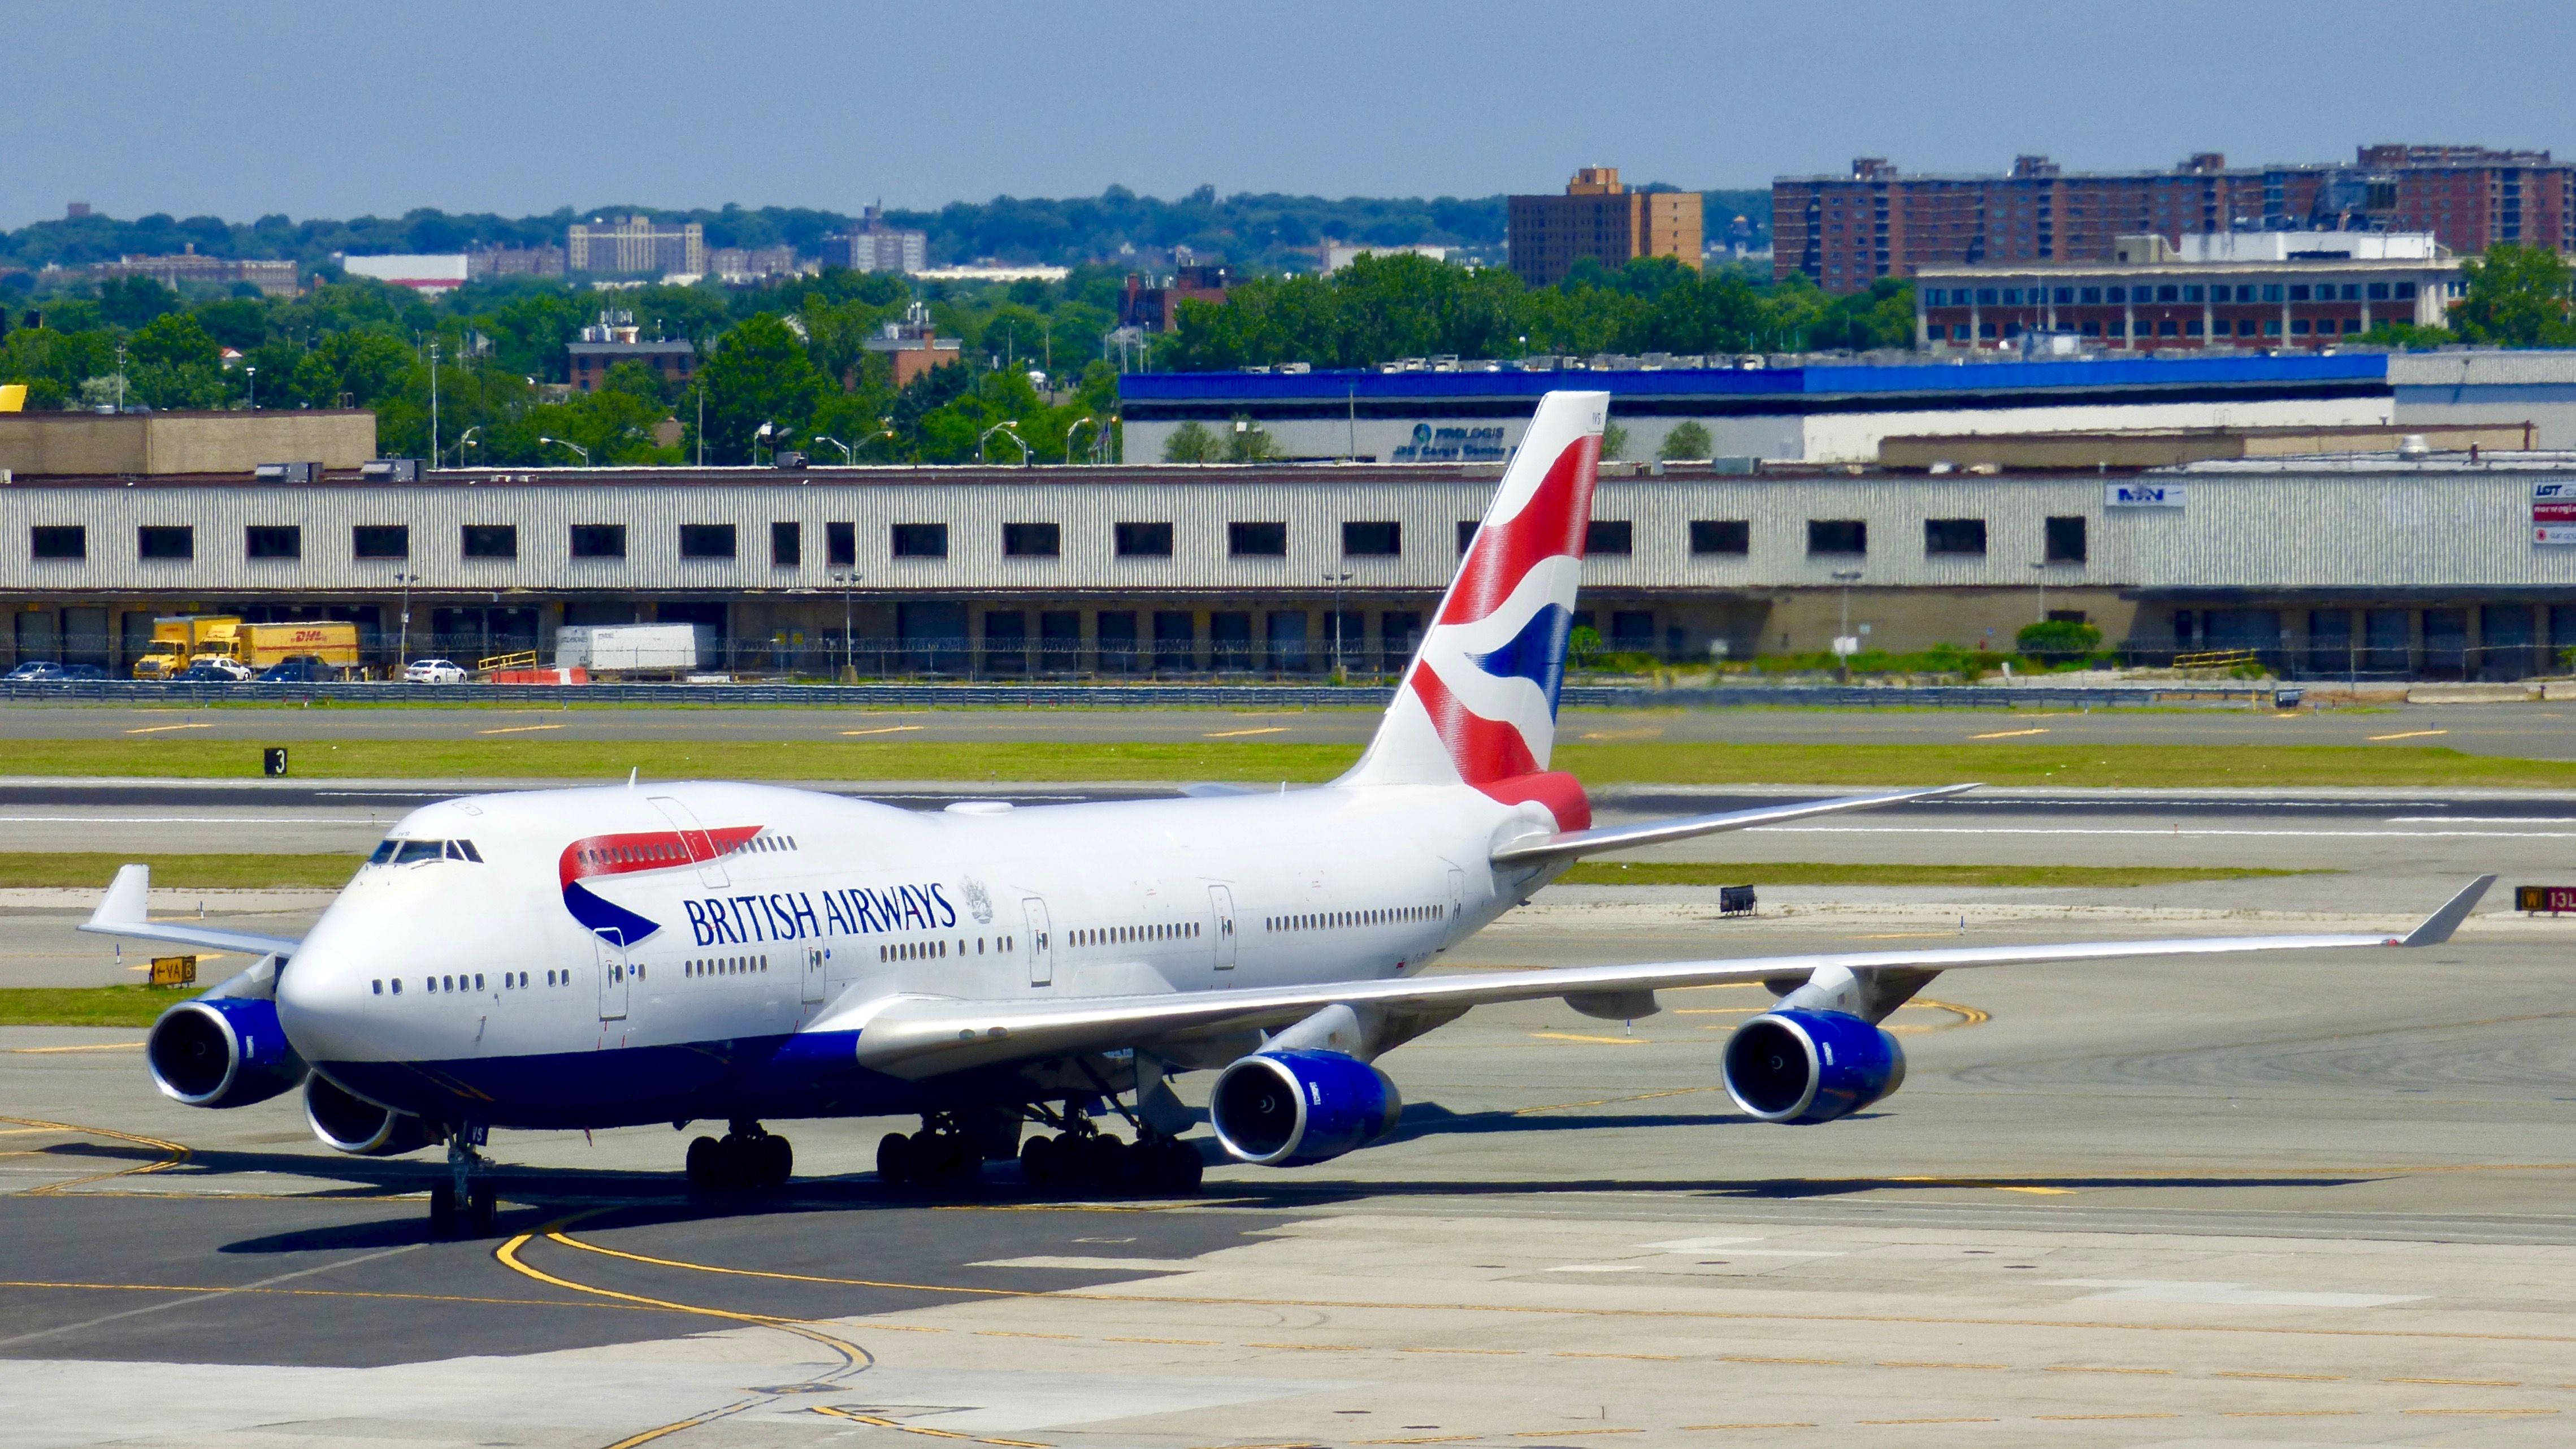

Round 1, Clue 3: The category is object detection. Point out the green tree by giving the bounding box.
[2451,244,2576,346]
[128,313,221,372]
[1224,415,1277,462]
[695,313,824,463]
[1599,421,1629,460]
[1658,420,1713,460]
[1162,419,1221,462]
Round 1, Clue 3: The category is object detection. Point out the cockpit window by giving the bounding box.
[393,840,445,865]
[368,839,398,865]
[445,840,483,862]
[372,838,482,866]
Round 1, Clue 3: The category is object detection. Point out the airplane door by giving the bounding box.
[595,935,630,1021]
[1208,884,1237,970]
[1023,898,1053,987]
[648,796,730,889]
[801,945,827,1005]
[1447,867,1465,923]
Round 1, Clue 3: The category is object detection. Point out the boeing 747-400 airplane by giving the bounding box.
[86,391,2492,1235]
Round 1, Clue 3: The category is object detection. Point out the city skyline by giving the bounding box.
[2,0,2571,230]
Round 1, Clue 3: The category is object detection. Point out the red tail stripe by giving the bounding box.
[1408,662,1540,786]
[1438,434,1601,628]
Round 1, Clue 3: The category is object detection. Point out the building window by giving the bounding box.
[1455,520,1481,553]
[2079,286,2102,304]
[2290,319,2311,335]
[138,526,194,561]
[461,525,517,560]
[2368,282,2391,300]
[2052,287,2074,304]
[2395,281,2418,299]
[1923,518,1987,556]
[2182,286,2204,303]
[570,524,626,560]
[244,525,301,560]
[2044,516,2088,564]
[826,521,856,568]
[1114,521,1173,557]
[2261,283,2284,302]
[1003,522,1060,557]
[30,525,83,561]
[891,523,947,559]
[1585,520,1632,555]
[1807,519,1866,555]
[2156,284,2179,303]
[2105,286,2126,303]
[2080,321,2101,336]
[2159,318,2179,336]
[352,525,409,560]
[679,524,736,560]
[1690,519,1749,555]
[2288,284,2311,302]
[1229,521,1286,557]
[1342,521,1401,556]
[770,521,800,567]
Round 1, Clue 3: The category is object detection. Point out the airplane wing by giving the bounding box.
[77,864,304,957]
[1491,784,1977,865]
[829,876,2496,1079]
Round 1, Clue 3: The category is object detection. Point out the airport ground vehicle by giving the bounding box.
[402,659,467,684]
[132,617,361,679]
[86,392,2495,1237]
[554,623,716,675]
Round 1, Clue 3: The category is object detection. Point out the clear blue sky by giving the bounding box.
[5,0,2571,227]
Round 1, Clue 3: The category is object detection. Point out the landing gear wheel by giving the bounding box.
[757,1135,793,1188]
[1018,1133,1061,1190]
[1140,1140,1203,1196]
[468,1183,498,1235]
[878,1131,916,1187]
[428,1180,457,1236]
[686,1135,723,1191]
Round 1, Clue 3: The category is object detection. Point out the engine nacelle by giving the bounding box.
[1209,1049,1403,1166]
[303,1072,433,1156]
[146,997,307,1109]
[1722,1009,1906,1124]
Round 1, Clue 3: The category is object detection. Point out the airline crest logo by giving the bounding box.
[1406,408,1602,788]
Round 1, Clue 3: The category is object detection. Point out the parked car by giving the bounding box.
[169,664,243,684]
[257,655,336,684]
[404,659,468,684]
[3,662,65,681]
[58,664,106,680]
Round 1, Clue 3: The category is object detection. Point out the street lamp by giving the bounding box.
[392,571,421,674]
[1321,570,1354,677]
[2031,560,2050,622]
[1064,417,1099,464]
[978,420,1030,465]
[830,572,861,681]
[244,365,256,411]
[537,436,589,464]
[812,435,855,464]
[1831,568,1863,683]
[457,425,482,465]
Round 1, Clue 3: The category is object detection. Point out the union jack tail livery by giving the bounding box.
[1342,390,1607,819]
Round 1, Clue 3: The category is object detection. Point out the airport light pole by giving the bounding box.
[244,365,255,411]
[1831,568,1863,683]
[812,435,855,464]
[538,436,588,464]
[457,426,481,465]
[1322,570,1353,677]
[392,572,420,674]
[1064,416,1099,464]
[978,420,1030,465]
[831,572,861,681]
[2031,560,2048,622]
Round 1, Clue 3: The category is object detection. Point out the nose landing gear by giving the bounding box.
[428,1127,498,1238]
[685,1121,792,1193]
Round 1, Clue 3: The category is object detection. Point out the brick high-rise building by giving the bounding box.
[566,215,706,277]
[1507,167,1702,286]
[1776,146,2576,294]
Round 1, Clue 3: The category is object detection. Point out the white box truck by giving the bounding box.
[553,624,717,674]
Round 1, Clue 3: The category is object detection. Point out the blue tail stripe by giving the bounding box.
[1467,603,1571,717]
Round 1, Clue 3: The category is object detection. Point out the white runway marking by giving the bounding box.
[2050,1278,2423,1308]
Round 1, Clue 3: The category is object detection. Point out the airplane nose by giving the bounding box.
[274,945,366,1062]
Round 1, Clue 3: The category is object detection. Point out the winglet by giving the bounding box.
[86,863,150,931]
[2400,874,2495,946]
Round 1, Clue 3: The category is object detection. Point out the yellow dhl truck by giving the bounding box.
[132,617,362,678]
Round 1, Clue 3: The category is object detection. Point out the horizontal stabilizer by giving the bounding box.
[1491,783,1977,865]
[78,863,303,957]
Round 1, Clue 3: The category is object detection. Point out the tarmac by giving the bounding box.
[8,697,2576,757]
[6,768,2576,1445]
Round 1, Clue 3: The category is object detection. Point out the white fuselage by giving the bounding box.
[274,780,1555,1125]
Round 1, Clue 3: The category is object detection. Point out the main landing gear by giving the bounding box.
[687,1121,792,1193]
[1019,1122,1202,1197]
[427,1128,498,1238]
[876,1108,1005,1189]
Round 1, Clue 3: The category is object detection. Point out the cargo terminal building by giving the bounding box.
[7,449,2576,680]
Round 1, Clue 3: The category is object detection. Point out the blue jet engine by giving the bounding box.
[1208,1049,1404,1166]
[1721,1009,1907,1124]
[146,997,307,1109]
[303,1072,434,1156]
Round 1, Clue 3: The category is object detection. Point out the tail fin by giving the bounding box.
[1342,390,1607,797]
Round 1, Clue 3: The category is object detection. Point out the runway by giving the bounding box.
[5,772,2576,1444]
[8,697,2576,756]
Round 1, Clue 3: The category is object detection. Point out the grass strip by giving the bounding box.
[1557,862,2322,889]
[2,737,2574,789]
[0,852,356,890]
[0,986,180,1028]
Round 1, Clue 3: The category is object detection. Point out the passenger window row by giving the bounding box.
[877,935,1013,962]
[686,955,766,977]
[1266,904,1439,932]
[1072,922,1202,948]
[372,968,534,996]
[725,833,797,855]
[367,838,483,866]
